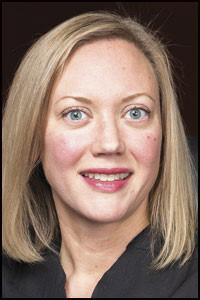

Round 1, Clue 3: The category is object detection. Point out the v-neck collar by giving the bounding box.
[44,225,151,298]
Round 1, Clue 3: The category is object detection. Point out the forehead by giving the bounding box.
[51,38,159,103]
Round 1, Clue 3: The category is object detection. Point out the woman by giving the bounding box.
[2,11,197,298]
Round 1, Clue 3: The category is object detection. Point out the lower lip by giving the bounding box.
[80,175,132,193]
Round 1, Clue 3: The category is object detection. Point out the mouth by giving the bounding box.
[80,168,132,181]
[80,172,132,181]
[79,168,133,192]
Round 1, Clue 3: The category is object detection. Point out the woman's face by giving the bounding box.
[42,39,162,223]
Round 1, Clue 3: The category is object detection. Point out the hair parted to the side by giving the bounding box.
[2,11,197,269]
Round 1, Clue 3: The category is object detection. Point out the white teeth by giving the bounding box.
[99,174,107,181]
[114,174,120,180]
[120,173,128,179]
[82,172,130,181]
[107,175,115,181]
[94,173,100,179]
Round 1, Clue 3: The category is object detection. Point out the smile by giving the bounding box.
[81,172,131,181]
[79,168,133,192]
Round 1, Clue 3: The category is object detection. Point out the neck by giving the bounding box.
[56,201,149,279]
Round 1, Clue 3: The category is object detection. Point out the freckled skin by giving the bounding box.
[147,135,157,141]
[42,39,162,224]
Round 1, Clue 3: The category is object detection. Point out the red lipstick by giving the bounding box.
[80,168,131,174]
[79,168,132,193]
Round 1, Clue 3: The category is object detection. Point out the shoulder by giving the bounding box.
[2,250,65,298]
[2,253,46,298]
[169,244,198,298]
[150,244,198,298]
[115,234,198,298]
[153,242,198,298]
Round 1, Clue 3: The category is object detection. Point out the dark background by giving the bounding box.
[2,2,198,137]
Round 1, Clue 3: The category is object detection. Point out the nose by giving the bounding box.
[91,116,125,156]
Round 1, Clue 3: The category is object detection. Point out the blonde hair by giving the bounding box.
[2,11,197,269]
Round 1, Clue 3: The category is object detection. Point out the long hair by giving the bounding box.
[2,11,197,269]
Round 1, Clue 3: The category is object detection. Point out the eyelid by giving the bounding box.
[123,105,150,115]
[123,105,151,122]
[61,106,90,117]
[124,104,150,112]
[60,105,151,121]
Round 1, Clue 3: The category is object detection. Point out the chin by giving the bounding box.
[81,205,128,224]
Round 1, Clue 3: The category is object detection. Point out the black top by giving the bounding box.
[2,226,198,298]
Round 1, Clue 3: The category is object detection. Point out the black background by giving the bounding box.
[2,2,198,137]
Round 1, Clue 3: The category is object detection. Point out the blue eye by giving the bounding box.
[125,108,149,120]
[64,110,87,121]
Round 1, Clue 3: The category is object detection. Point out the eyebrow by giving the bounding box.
[55,93,156,105]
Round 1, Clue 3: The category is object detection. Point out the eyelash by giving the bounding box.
[124,106,150,121]
[61,106,89,121]
[61,106,150,122]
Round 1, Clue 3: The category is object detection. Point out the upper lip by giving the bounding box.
[79,168,133,175]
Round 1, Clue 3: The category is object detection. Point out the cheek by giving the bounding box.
[43,131,87,168]
[128,133,162,167]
